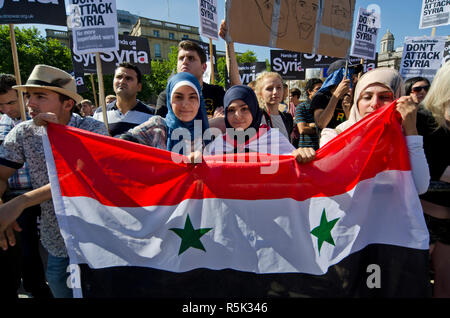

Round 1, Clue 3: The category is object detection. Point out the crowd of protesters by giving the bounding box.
[0,19,448,299]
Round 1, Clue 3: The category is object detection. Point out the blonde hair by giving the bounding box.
[254,71,283,110]
[422,61,450,129]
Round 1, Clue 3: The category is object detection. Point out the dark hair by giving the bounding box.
[178,40,207,64]
[405,77,430,95]
[0,73,17,94]
[116,62,142,84]
[290,88,301,98]
[305,78,323,94]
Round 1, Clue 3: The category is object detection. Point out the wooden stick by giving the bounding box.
[9,24,27,122]
[95,52,109,132]
[359,58,364,79]
[344,60,348,79]
[431,27,436,37]
[209,38,215,84]
[89,74,99,109]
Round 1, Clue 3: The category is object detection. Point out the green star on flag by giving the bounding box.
[311,208,340,254]
[169,214,212,255]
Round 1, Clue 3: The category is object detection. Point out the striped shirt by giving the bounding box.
[93,100,154,137]
[295,99,319,150]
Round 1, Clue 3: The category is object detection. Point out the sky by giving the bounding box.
[19,0,450,62]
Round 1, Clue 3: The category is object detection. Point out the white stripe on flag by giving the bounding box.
[52,170,428,275]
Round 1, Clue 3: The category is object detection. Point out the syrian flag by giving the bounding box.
[43,103,431,298]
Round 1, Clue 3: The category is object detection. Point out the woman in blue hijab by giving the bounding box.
[165,72,209,152]
[120,72,209,157]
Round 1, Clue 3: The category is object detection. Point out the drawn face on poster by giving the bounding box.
[330,0,352,45]
[331,0,351,28]
[254,0,289,38]
[293,0,319,40]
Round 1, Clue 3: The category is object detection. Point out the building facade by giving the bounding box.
[377,29,403,70]
[46,10,204,61]
[130,17,201,61]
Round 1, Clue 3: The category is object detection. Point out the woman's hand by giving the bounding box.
[292,147,316,164]
[186,151,203,164]
[396,96,418,136]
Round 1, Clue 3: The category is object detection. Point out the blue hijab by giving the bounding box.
[223,85,262,131]
[165,72,209,152]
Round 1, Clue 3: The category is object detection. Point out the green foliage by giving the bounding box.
[216,56,227,89]
[142,46,178,103]
[0,25,72,82]
[236,50,257,64]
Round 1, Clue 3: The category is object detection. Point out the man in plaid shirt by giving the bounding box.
[0,74,51,298]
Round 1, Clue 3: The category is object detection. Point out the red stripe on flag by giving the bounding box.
[47,103,411,207]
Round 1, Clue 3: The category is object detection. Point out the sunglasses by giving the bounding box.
[412,85,430,93]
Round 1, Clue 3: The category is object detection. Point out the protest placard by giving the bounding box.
[238,62,267,84]
[443,40,450,65]
[70,71,88,94]
[350,7,379,60]
[0,0,66,25]
[71,34,151,74]
[399,36,447,80]
[198,0,218,40]
[419,0,450,29]
[226,0,355,58]
[270,50,305,80]
[69,0,119,55]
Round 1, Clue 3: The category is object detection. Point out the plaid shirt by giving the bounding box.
[0,115,32,190]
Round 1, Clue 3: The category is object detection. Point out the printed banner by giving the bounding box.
[70,71,88,94]
[238,62,267,84]
[0,0,66,25]
[198,0,218,40]
[68,0,119,55]
[71,34,151,75]
[226,0,356,58]
[443,40,450,65]
[399,36,447,80]
[419,0,450,29]
[350,7,379,60]
[270,50,305,80]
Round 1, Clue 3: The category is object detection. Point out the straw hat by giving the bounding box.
[13,64,83,103]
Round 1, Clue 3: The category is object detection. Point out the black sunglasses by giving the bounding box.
[412,85,430,93]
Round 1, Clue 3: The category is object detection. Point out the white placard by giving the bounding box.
[198,0,218,40]
[419,0,450,29]
[399,36,447,80]
[69,0,119,55]
[350,7,379,60]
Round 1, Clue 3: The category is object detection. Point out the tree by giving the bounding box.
[143,45,178,103]
[236,50,257,64]
[0,25,72,82]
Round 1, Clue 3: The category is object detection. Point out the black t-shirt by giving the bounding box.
[155,82,225,117]
[416,107,450,207]
[310,90,346,129]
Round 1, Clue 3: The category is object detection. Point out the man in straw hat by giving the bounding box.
[0,73,52,299]
[0,65,108,298]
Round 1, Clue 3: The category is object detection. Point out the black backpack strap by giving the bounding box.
[262,110,273,128]
[279,111,293,135]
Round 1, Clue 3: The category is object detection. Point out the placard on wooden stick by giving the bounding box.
[226,0,355,58]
